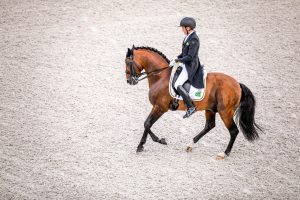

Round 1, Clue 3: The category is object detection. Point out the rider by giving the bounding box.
[170,17,202,118]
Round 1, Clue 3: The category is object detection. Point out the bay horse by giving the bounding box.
[124,46,261,159]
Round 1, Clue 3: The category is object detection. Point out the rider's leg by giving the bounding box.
[174,64,188,89]
[177,85,196,118]
[174,64,196,118]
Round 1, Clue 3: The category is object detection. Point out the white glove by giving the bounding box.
[169,57,178,67]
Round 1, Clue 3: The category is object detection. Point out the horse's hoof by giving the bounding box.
[186,146,193,152]
[159,138,167,145]
[216,152,226,160]
[136,146,144,153]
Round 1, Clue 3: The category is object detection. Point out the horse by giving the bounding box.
[124,45,262,159]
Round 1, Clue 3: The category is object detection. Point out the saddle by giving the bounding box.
[169,63,207,101]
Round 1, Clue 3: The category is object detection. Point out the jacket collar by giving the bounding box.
[184,31,195,42]
[183,31,196,45]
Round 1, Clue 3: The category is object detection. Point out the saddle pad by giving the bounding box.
[169,63,207,101]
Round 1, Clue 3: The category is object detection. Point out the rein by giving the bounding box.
[137,66,171,82]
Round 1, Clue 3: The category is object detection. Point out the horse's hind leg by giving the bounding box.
[194,110,216,143]
[216,109,239,159]
[137,106,166,152]
[186,110,216,152]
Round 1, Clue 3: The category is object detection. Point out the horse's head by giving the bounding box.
[125,46,170,85]
[125,45,143,85]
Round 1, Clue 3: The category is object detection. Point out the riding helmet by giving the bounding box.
[179,17,196,29]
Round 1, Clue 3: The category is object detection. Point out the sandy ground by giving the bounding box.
[0,0,299,199]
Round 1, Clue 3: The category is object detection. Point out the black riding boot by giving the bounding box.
[177,85,196,118]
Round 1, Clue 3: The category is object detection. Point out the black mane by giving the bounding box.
[134,46,170,64]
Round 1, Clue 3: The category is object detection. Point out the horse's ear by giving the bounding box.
[126,48,131,58]
[131,45,135,58]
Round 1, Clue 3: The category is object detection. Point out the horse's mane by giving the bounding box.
[134,46,170,64]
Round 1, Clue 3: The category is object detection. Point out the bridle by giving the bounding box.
[126,48,170,84]
[127,54,140,84]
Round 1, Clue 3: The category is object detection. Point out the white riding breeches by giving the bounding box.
[174,63,188,89]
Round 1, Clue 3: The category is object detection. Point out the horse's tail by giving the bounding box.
[235,83,262,141]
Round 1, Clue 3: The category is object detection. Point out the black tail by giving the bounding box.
[235,83,262,141]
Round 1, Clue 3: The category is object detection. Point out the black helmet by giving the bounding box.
[179,17,196,29]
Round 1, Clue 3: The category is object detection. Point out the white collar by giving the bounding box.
[184,31,195,42]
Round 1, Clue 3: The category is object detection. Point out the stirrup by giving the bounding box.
[183,107,196,118]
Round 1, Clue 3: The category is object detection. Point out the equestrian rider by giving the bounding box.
[170,17,203,118]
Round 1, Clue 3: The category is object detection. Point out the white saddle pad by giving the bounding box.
[169,63,207,101]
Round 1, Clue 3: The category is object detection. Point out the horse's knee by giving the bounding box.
[144,119,152,130]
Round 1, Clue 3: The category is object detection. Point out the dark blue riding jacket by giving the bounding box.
[177,31,203,88]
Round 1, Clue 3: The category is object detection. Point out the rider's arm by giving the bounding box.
[175,38,199,63]
[177,52,183,58]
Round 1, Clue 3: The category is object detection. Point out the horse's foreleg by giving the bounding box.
[137,106,166,152]
[187,110,216,152]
